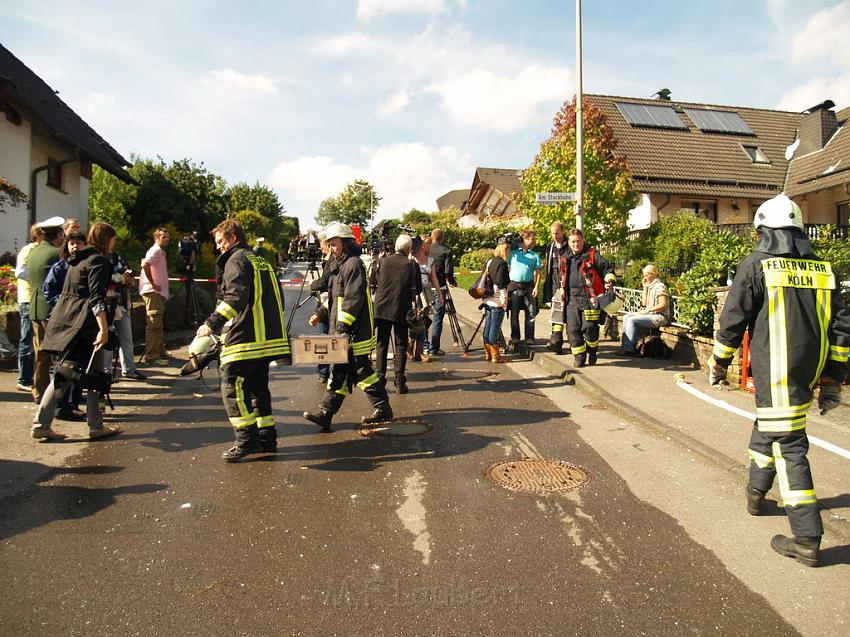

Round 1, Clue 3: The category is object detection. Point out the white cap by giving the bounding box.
[256,237,265,243]
[754,194,803,231]
[325,222,354,240]
[37,216,66,229]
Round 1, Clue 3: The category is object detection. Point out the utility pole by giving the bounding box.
[575,0,584,232]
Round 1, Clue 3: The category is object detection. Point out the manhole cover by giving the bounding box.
[485,458,591,495]
[359,418,438,438]
[440,369,498,381]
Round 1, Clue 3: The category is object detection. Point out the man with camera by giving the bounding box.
[195,219,290,462]
[427,228,456,358]
[507,230,542,348]
[139,228,171,363]
[371,234,421,394]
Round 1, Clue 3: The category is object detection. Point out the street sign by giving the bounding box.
[536,192,576,205]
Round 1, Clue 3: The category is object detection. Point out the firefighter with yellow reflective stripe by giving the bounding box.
[564,228,615,367]
[709,194,850,567]
[196,219,290,462]
[303,222,392,432]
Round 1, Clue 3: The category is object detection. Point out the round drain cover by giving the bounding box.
[485,458,590,494]
[359,418,438,438]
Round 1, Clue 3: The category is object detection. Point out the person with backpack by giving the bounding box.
[563,228,615,367]
[616,264,670,356]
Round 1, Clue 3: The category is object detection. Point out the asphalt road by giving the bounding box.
[0,274,846,636]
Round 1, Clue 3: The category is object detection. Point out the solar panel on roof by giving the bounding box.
[683,108,754,135]
[615,102,688,129]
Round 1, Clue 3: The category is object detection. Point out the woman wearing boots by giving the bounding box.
[482,240,510,363]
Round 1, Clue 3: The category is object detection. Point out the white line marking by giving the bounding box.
[397,471,431,565]
[674,378,850,461]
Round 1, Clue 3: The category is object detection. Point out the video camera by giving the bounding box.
[368,221,416,256]
[305,232,321,265]
[498,232,522,251]
[179,232,200,273]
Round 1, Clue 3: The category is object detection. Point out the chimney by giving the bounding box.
[653,88,672,101]
[798,100,838,155]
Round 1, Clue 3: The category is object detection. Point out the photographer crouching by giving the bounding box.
[31,223,123,441]
[195,220,290,462]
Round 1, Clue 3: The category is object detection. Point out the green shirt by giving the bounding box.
[27,241,60,320]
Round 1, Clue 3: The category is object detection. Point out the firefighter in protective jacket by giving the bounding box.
[196,220,290,462]
[544,222,571,355]
[709,194,850,566]
[563,228,615,367]
[303,222,392,431]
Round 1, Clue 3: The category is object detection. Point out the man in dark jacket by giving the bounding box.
[427,228,456,357]
[371,234,421,393]
[28,217,65,403]
[303,222,392,431]
[543,222,570,354]
[564,228,615,367]
[196,219,290,462]
[709,194,850,567]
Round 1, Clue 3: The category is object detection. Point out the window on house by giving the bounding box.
[741,144,770,164]
[839,201,849,225]
[683,200,717,222]
[80,159,92,180]
[46,157,62,190]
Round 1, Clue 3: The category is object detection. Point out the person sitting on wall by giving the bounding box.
[616,264,670,356]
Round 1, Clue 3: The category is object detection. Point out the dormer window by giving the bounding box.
[742,144,770,164]
[46,156,63,189]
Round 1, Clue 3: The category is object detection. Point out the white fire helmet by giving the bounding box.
[188,333,219,357]
[753,194,803,231]
[324,222,354,240]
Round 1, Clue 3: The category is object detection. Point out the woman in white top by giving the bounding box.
[411,236,443,361]
[482,240,510,363]
[617,263,670,355]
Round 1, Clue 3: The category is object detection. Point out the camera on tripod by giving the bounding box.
[305,232,321,265]
[498,232,522,251]
[179,231,200,273]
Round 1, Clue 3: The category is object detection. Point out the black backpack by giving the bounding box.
[635,332,672,359]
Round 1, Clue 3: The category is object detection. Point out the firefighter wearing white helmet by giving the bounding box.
[709,193,850,566]
[303,221,392,431]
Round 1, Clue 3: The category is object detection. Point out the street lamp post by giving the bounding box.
[575,0,584,232]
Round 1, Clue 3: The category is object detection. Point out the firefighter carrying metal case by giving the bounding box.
[291,335,350,364]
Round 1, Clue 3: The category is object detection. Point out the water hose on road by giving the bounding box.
[672,373,850,461]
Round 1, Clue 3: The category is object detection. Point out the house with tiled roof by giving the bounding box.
[585,93,848,232]
[436,188,469,212]
[0,44,134,255]
[458,167,528,228]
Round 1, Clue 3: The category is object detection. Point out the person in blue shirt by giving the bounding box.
[507,230,542,347]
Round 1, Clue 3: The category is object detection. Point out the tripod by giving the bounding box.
[441,287,470,354]
[287,258,322,335]
[183,272,202,327]
[467,303,507,354]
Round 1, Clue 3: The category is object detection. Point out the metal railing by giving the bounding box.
[614,286,688,328]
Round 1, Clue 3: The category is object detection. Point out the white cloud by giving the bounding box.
[379,88,411,115]
[267,143,473,224]
[790,2,850,66]
[357,0,447,22]
[313,32,387,56]
[775,74,850,112]
[427,64,571,131]
[200,69,278,95]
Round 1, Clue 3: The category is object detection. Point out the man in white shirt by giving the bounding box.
[139,228,171,363]
[13,224,42,391]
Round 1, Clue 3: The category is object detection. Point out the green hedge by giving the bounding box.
[458,248,493,271]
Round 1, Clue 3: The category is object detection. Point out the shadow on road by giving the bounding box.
[0,459,165,541]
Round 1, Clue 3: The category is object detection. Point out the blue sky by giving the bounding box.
[3,0,849,229]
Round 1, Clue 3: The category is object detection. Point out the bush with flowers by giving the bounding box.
[0,265,17,311]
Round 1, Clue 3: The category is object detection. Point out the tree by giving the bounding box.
[0,176,27,215]
[88,165,136,228]
[518,96,637,247]
[400,208,433,227]
[227,181,284,219]
[315,180,379,228]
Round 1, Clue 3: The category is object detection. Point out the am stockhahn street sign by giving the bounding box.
[535,192,576,205]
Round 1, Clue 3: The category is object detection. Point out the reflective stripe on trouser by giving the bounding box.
[221,359,274,444]
[747,423,823,538]
[321,352,389,415]
[566,302,599,360]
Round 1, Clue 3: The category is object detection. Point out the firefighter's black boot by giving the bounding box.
[574,354,587,368]
[361,401,393,425]
[587,348,597,366]
[222,426,262,462]
[258,426,278,453]
[745,485,766,515]
[303,410,333,433]
[547,331,563,355]
[770,535,820,567]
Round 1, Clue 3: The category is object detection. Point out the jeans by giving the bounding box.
[428,287,447,353]
[316,320,330,380]
[17,302,34,386]
[620,313,659,353]
[114,312,137,375]
[483,307,505,345]
[509,287,536,342]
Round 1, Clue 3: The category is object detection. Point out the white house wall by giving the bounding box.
[29,128,86,226]
[0,115,32,254]
[627,193,653,230]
